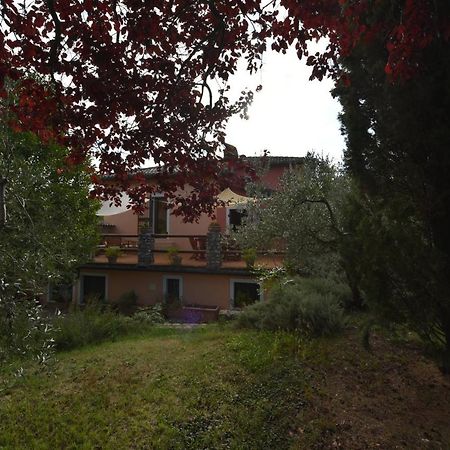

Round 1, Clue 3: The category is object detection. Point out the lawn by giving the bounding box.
[1,324,450,449]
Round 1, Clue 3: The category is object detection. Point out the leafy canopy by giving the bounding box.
[0,0,446,214]
[0,126,99,291]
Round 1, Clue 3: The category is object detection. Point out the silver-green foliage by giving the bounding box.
[0,127,100,292]
[0,280,54,364]
[0,101,99,365]
[236,153,349,277]
[236,277,347,336]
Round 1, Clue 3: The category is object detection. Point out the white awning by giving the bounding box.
[217,188,253,206]
[97,193,132,216]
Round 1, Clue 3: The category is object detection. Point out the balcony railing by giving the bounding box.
[95,232,285,269]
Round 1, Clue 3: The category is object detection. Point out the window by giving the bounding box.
[227,207,247,232]
[231,280,261,308]
[163,276,183,303]
[153,196,169,234]
[81,275,106,304]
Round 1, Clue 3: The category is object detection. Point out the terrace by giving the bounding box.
[90,232,285,271]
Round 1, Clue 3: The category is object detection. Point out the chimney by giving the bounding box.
[223,143,238,160]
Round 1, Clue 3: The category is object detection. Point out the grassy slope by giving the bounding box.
[1,324,450,449]
[0,327,308,450]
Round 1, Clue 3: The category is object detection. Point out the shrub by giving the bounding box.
[242,247,257,268]
[53,299,165,351]
[0,280,55,365]
[105,246,121,258]
[53,301,133,350]
[112,290,138,315]
[236,277,346,337]
[167,246,182,265]
[296,277,353,310]
[133,304,165,324]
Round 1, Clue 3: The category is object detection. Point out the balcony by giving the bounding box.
[92,233,285,271]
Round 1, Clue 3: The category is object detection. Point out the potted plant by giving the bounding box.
[242,247,257,269]
[167,246,182,265]
[105,246,121,263]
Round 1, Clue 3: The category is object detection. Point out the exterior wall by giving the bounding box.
[101,164,293,241]
[215,207,227,231]
[75,268,258,310]
[101,208,138,235]
[260,165,287,190]
[166,210,213,250]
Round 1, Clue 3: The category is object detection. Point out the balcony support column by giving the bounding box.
[206,222,222,269]
[138,196,154,265]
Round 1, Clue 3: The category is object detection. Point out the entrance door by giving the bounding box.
[164,277,183,303]
[232,281,260,308]
[82,275,106,303]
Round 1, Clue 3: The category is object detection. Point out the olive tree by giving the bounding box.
[236,153,361,308]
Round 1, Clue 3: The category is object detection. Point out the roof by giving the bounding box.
[243,156,304,166]
[134,156,303,179]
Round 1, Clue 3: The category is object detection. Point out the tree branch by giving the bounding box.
[299,198,343,236]
[46,0,62,82]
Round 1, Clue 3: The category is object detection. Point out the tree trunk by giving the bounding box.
[441,323,450,375]
[341,260,364,310]
[0,178,6,227]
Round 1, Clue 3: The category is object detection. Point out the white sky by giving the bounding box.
[224,47,345,162]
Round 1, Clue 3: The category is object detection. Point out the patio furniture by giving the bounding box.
[189,236,206,260]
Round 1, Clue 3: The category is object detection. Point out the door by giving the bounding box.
[82,275,106,303]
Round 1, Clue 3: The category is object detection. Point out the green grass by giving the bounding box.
[0,325,309,450]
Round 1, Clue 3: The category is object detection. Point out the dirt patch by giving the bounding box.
[295,331,450,449]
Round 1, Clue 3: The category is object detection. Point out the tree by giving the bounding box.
[0,127,99,292]
[0,121,99,364]
[235,154,362,307]
[0,0,449,368]
[0,1,446,215]
[333,1,450,371]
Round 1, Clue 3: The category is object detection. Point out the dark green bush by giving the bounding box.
[111,290,138,315]
[53,299,167,351]
[53,302,132,350]
[236,277,346,336]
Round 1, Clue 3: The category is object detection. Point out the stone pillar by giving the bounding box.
[138,196,154,265]
[206,222,222,269]
[138,231,154,265]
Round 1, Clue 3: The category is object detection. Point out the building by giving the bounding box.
[73,155,303,319]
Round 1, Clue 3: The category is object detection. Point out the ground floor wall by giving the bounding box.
[73,268,262,311]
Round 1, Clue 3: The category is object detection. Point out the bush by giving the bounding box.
[0,280,54,365]
[133,304,165,324]
[53,299,166,351]
[53,301,133,350]
[296,277,353,310]
[112,290,138,315]
[236,277,346,337]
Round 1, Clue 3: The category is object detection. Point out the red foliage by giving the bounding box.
[0,0,447,217]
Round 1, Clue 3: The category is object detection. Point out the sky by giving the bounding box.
[224,47,345,162]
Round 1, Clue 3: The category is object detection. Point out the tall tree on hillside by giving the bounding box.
[333,1,450,371]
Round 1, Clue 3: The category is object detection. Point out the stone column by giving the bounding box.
[206,222,222,269]
[138,196,154,265]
